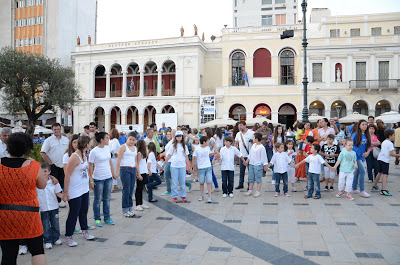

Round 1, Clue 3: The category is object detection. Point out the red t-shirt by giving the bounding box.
[304,144,312,162]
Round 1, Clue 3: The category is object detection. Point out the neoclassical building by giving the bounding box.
[71,10,400,132]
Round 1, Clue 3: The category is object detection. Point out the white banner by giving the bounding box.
[155,113,178,130]
[115,124,144,133]
[200,96,215,125]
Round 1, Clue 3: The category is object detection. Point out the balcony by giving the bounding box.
[144,88,156,96]
[231,79,245,86]
[110,90,122,97]
[162,89,175,96]
[280,76,296,85]
[94,91,106,98]
[349,79,400,92]
[127,90,139,97]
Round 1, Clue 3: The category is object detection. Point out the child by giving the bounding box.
[302,136,314,191]
[245,133,269,197]
[219,136,246,198]
[192,137,200,182]
[296,144,333,199]
[146,142,162,203]
[295,122,305,151]
[135,140,150,211]
[193,136,215,203]
[372,130,400,196]
[321,134,340,191]
[266,143,296,197]
[285,140,297,192]
[332,138,358,200]
[36,162,63,249]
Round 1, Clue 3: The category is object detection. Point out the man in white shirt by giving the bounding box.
[144,128,156,147]
[234,121,254,189]
[40,123,69,207]
[0,127,12,158]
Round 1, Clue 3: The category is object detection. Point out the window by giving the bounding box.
[262,0,272,4]
[15,39,19,47]
[356,62,366,88]
[330,29,340,38]
[395,26,400,35]
[15,20,18,27]
[371,27,381,36]
[39,0,43,4]
[261,15,272,26]
[34,17,37,24]
[253,48,272,77]
[275,0,285,3]
[312,63,322,82]
[19,20,23,27]
[280,50,295,85]
[276,14,286,25]
[234,10,237,13]
[38,17,43,24]
[234,17,237,27]
[234,0,237,7]
[275,7,286,10]
[231,51,245,86]
[379,61,389,87]
[350,28,360,37]
[261,8,273,11]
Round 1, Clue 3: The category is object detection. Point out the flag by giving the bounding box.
[127,77,134,92]
[243,71,249,87]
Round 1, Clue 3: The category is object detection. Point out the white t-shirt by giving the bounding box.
[269,152,291,173]
[88,146,112,180]
[167,143,189,168]
[109,138,120,160]
[286,150,297,169]
[235,130,255,157]
[137,152,148,174]
[63,153,70,165]
[69,153,89,200]
[305,154,326,174]
[220,146,242,171]
[214,135,224,149]
[37,178,63,212]
[147,152,158,173]
[318,127,335,147]
[193,146,212,169]
[40,135,69,168]
[378,139,394,163]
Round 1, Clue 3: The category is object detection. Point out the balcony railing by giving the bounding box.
[127,90,139,97]
[162,89,175,96]
[231,79,245,86]
[349,79,400,90]
[144,88,156,96]
[110,90,122,97]
[94,91,106,98]
[280,76,296,85]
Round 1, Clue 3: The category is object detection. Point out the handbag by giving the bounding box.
[373,147,381,159]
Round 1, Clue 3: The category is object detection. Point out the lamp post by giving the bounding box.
[301,0,309,122]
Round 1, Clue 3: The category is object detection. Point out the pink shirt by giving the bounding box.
[318,127,335,147]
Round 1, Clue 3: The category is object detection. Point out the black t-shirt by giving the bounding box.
[321,144,340,167]
[1,157,27,168]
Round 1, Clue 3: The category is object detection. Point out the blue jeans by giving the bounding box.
[164,162,171,193]
[93,177,113,221]
[120,167,136,213]
[307,173,321,197]
[221,170,234,194]
[275,172,288,193]
[147,173,162,201]
[352,160,366,192]
[266,147,274,180]
[66,192,89,237]
[366,152,379,181]
[40,209,60,243]
[171,167,186,199]
[209,156,219,188]
[238,157,249,187]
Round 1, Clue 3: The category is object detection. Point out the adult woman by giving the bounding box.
[214,128,224,152]
[204,127,219,190]
[115,131,137,217]
[135,140,150,211]
[376,119,385,144]
[88,132,116,227]
[0,133,47,265]
[252,123,260,132]
[109,128,121,192]
[366,124,381,183]
[295,122,312,180]
[63,135,95,247]
[351,120,371,198]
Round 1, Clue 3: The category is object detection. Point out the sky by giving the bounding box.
[97,0,400,44]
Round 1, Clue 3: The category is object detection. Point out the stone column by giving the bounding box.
[370,54,376,80]
[138,113,144,127]
[104,113,111,133]
[246,112,253,121]
[347,55,353,81]
[157,69,163,96]
[271,111,279,123]
[326,55,331,84]
[121,113,127,125]
[90,72,95,99]
[122,71,127,97]
[139,69,145,97]
[105,71,111,98]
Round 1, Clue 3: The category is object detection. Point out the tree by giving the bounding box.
[0,47,80,136]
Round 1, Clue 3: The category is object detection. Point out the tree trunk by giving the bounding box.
[26,117,37,137]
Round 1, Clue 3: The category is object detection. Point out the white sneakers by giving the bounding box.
[229,193,234,198]
[253,191,261,197]
[141,204,150,209]
[135,205,143,211]
[18,245,28,255]
[54,239,62,246]
[244,190,252,196]
[45,243,52,249]
[222,194,227,198]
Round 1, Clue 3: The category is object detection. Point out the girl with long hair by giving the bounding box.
[366,124,381,183]
[135,140,149,211]
[109,128,121,192]
[204,127,220,191]
[146,142,162,202]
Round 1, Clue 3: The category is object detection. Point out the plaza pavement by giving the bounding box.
[5,160,400,265]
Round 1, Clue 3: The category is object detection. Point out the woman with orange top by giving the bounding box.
[295,122,312,180]
[0,132,48,265]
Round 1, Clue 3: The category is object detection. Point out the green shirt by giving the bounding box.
[338,150,357,173]
[153,133,161,153]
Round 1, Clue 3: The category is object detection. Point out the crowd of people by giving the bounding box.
[0,115,399,264]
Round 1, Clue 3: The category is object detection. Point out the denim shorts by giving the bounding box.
[198,166,213,184]
[249,164,263,183]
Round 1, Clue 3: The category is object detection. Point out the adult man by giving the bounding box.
[144,128,156,147]
[149,123,161,153]
[82,125,90,136]
[159,122,167,136]
[88,122,98,149]
[368,116,375,125]
[235,121,254,189]
[257,121,272,177]
[163,129,171,148]
[333,117,341,130]
[395,122,400,165]
[0,127,12,158]
[40,123,69,207]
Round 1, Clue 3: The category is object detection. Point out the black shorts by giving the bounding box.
[0,235,44,264]
[378,160,389,175]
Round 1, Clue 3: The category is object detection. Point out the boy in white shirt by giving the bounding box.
[296,144,333,199]
[219,136,246,198]
[244,133,269,197]
[37,162,63,249]
[372,130,400,196]
[266,143,296,197]
[193,136,215,203]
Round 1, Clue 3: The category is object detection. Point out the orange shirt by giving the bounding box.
[312,128,320,144]
[0,160,43,240]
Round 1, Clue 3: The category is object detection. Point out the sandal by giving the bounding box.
[304,195,311,199]
[149,199,158,203]
[314,196,321,199]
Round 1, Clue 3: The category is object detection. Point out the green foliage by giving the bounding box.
[26,144,44,162]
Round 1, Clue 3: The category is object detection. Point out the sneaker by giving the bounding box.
[360,191,370,198]
[161,191,171,196]
[104,218,115,225]
[351,190,360,194]
[45,243,52,249]
[292,187,297,192]
[222,193,227,198]
[18,245,28,255]
[346,195,355,201]
[371,186,379,191]
[141,204,150,209]
[188,183,192,192]
[368,180,373,183]
[58,201,67,208]
[274,192,280,197]
[87,225,95,230]
[128,211,135,216]
[74,228,82,234]
[330,187,334,191]
[284,193,290,197]
[95,220,102,227]
[324,186,328,191]
[244,190,252,196]
[336,192,344,198]
[65,236,78,247]
[207,195,212,203]
[214,187,221,192]
[198,195,204,201]
[303,186,308,191]
[304,195,312,199]
[181,197,187,203]
[53,240,62,246]
[229,193,234,198]
[173,198,179,203]
[254,191,261,197]
[271,180,276,185]
[123,212,134,218]
[380,190,392,196]
[82,230,95,240]
[135,205,143,211]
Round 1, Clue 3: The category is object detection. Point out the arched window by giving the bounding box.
[253,48,271,77]
[231,51,245,86]
[280,50,295,85]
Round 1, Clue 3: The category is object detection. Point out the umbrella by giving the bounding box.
[33,125,53,135]
[375,111,400,124]
[308,113,326,123]
[246,116,278,126]
[339,112,369,124]
[198,118,237,129]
